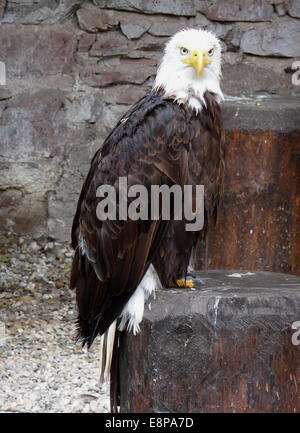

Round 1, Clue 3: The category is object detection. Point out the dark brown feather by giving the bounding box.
[153,91,224,284]
[71,90,191,347]
[70,89,224,347]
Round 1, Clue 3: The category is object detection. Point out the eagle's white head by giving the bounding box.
[154,28,223,112]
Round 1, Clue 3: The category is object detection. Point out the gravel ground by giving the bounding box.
[0,234,109,413]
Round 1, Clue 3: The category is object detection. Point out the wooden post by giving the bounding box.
[119,270,300,413]
[194,97,300,275]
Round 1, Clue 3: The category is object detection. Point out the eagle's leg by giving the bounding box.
[168,278,195,288]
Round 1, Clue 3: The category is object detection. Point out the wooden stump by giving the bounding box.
[119,270,300,413]
[195,97,300,275]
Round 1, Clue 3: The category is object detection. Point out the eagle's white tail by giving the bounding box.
[99,320,117,383]
[99,265,161,382]
[118,264,161,334]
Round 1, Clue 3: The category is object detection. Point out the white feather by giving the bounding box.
[153,28,223,112]
[99,320,117,383]
[78,232,95,263]
[118,264,162,334]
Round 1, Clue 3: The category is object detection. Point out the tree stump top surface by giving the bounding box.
[120,271,300,413]
[145,270,300,321]
[223,96,300,132]
[163,269,300,296]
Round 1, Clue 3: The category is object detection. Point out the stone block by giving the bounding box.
[2,0,84,25]
[93,0,195,16]
[101,85,148,105]
[120,23,149,40]
[89,32,165,59]
[148,17,188,37]
[0,24,77,77]
[77,3,118,32]
[77,33,97,52]
[0,159,61,236]
[222,57,295,96]
[90,32,130,57]
[197,0,273,22]
[0,0,6,18]
[241,19,300,57]
[289,0,300,18]
[80,58,157,87]
[0,90,68,161]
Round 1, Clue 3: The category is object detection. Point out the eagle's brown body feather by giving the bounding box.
[70,89,224,347]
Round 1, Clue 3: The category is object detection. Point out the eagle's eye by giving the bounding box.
[180,47,189,56]
[207,47,214,56]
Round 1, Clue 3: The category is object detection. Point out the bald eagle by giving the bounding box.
[70,28,224,404]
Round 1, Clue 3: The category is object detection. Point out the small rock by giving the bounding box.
[44,242,54,251]
[0,276,8,289]
[0,255,10,263]
[19,295,32,303]
[241,20,300,57]
[120,23,149,40]
[0,238,109,412]
[29,241,39,252]
[289,0,300,18]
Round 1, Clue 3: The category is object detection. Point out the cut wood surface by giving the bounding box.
[119,270,300,413]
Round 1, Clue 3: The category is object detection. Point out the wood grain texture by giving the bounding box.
[119,270,300,413]
[194,130,300,276]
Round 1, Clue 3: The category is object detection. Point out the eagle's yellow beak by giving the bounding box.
[182,49,212,76]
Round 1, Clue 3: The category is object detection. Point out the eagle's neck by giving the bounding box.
[153,65,223,113]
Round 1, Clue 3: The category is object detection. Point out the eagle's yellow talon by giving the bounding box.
[168,278,195,288]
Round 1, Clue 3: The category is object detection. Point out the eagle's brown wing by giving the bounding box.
[152,91,225,285]
[70,93,191,347]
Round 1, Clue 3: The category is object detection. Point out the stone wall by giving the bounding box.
[0,0,299,242]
